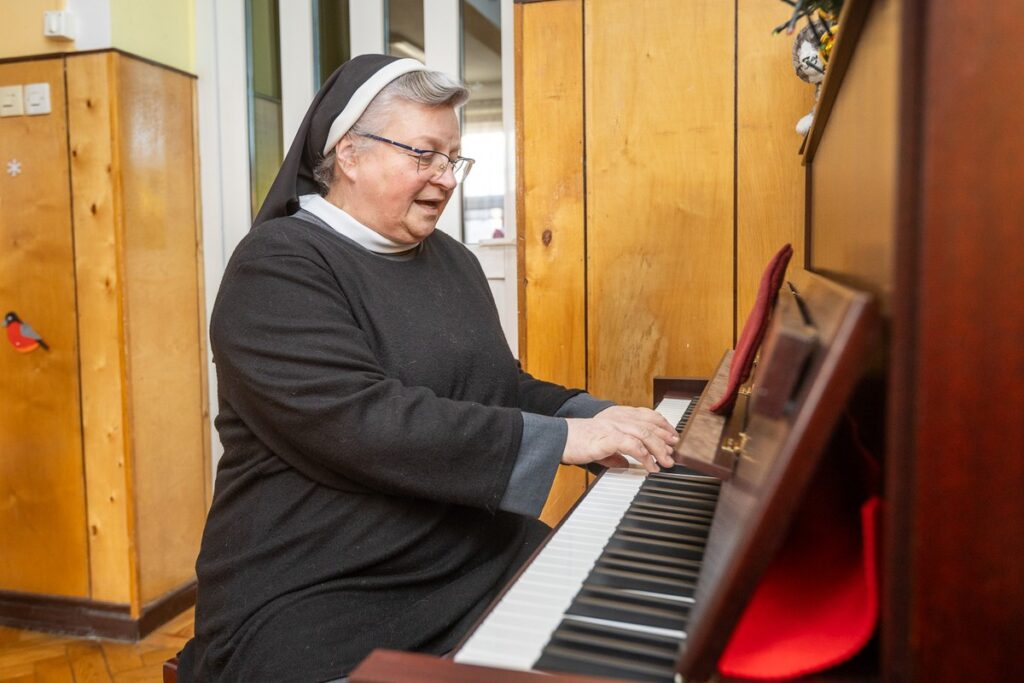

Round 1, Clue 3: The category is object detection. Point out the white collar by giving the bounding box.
[298,194,415,254]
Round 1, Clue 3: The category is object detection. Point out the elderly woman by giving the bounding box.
[179,55,677,682]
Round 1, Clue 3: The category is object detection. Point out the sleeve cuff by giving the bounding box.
[498,413,566,517]
[555,393,616,419]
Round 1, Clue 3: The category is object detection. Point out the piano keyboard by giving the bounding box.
[533,469,719,682]
[655,396,696,433]
[455,468,650,671]
[455,397,716,681]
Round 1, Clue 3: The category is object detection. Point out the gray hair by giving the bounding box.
[313,70,469,195]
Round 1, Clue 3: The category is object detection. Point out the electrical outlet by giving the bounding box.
[0,85,24,117]
[24,83,51,115]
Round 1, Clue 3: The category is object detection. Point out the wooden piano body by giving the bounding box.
[350,273,880,683]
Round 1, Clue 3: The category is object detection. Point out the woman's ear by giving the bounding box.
[335,134,359,181]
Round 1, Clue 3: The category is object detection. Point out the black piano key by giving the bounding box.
[617,519,708,546]
[556,615,682,651]
[614,516,712,540]
[644,473,720,491]
[639,477,717,491]
[535,644,676,683]
[625,504,714,527]
[566,586,689,631]
[639,488,719,506]
[634,491,718,513]
[547,621,679,662]
[641,482,720,500]
[622,511,711,538]
[597,553,702,580]
[658,465,722,481]
[587,565,697,598]
[638,482,720,500]
[608,531,706,561]
[600,546,704,572]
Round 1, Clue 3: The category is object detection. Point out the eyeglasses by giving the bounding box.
[358,133,475,185]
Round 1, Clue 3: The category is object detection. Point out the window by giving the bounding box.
[460,0,505,243]
[245,0,283,217]
[388,0,425,61]
[314,0,351,89]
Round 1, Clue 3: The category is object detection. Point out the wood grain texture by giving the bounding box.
[114,55,207,605]
[537,465,588,527]
[518,0,586,390]
[676,351,732,478]
[889,0,1024,679]
[0,606,194,683]
[65,52,136,607]
[736,0,815,335]
[190,81,213,509]
[809,0,899,309]
[351,648,623,683]
[518,0,588,524]
[514,1,527,366]
[801,0,875,166]
[0,59,90,598]
[585,0,735,407]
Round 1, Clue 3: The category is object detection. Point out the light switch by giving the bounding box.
[43,10,76,41]
[24,83,51,115]
[0,85,24,117]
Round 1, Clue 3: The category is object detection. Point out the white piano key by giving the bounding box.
[454,469,647,671]
[655,396,692,429]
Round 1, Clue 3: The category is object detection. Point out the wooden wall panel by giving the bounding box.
[115,56,208,605]
[0,59,90,598]
[518,0,586,389]
[810,0,900,308]
[66,52,136,608]
[736,1,815,331]
[586,0,735,407]
[192,83,213,509]
[517,0,589,526]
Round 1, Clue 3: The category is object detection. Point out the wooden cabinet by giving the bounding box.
[0,50,209,639]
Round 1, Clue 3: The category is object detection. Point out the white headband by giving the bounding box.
[321,58,429,155]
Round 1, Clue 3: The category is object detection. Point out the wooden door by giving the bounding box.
[0,58,90,597]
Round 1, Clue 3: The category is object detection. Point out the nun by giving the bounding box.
[178,54,678,681]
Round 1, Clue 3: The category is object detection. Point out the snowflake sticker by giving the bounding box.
[6,159,21,177]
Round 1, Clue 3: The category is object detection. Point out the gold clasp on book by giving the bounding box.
[721,431,750,456]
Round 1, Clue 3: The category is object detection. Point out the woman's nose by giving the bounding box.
[431,165,458,190]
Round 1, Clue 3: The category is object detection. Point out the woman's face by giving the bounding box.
[343,100,461,245]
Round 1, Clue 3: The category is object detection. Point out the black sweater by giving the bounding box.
[181,217,580,681]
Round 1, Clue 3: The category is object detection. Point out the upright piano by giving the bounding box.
[351,272,880,683]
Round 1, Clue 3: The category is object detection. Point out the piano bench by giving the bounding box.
[163,656,178,683]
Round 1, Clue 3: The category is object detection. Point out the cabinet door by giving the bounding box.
[0,59,89,597]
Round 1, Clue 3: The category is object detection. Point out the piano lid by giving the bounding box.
[676,273,879,682]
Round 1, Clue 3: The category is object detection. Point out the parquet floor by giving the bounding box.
[0,608,192,683]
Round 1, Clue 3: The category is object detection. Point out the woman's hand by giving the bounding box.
[562,406,678,473]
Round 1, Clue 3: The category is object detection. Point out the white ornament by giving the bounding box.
[6,159,21,177]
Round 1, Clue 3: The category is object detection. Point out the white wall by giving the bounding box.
[423,0,463,241]
[194,0,252,472]
[349,0,386,56]
[279,1,315,145]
